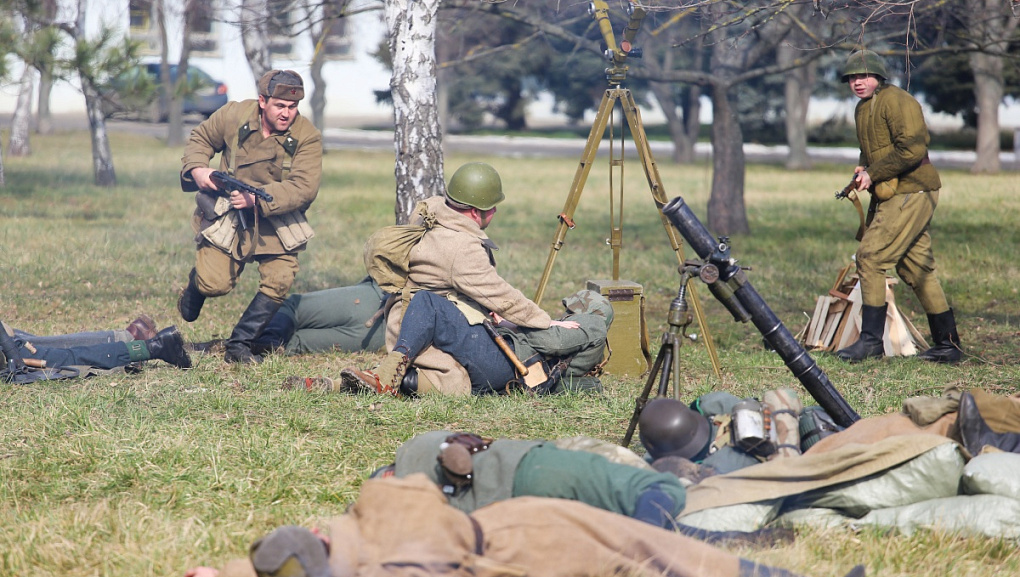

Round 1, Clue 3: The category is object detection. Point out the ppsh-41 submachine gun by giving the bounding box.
[210,171,275,230]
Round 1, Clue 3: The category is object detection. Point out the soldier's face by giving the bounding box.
[259,95,300,132]
[847,74,880,100]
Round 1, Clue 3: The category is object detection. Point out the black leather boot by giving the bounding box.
[958,391,1020,455]
[145,326,193,369]
[836,304,886,363]
[250,311,296,356]
[178,269,206,323]
[224,292,283,364]
[917,309,962,364]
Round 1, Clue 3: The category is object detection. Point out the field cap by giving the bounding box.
[259,70,305,101]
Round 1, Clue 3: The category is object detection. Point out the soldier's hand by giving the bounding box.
[191,167,218,192]
[184,567,219,577]
[229,190,256,210]
[551,320,581,329]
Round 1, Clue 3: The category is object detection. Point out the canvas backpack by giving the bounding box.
[363,202,437,294]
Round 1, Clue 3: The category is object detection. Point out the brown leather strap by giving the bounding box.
[468,516,485,555]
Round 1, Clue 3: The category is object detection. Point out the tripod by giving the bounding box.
[532,1,721,378]
[621,265,701,447]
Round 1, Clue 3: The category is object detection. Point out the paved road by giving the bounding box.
[23,115,1018,172]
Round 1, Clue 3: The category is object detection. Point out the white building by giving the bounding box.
[0,0,395,126]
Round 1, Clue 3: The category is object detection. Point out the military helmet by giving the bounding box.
[249,525,330,577]
[841,50,888,83]
[639,397,712,461]
[446,163,505,211]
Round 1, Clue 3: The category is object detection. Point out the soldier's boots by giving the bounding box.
[917,309,962,364]
[958,391,1020,455]
[737,559,865,577]
[836,304,886,363]
[178,269,206,323]
[145,326,193,369]
[339,351,409,395]
[125,314,158,341]
[224,292,283,365]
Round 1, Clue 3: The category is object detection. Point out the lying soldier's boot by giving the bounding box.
[339,351,409,395]
[958,391,1020,455]
[125,314,158,341]
[737,560,865,577]
[836,304,886,363]
[675,523,795,547]
[144,326,193,369]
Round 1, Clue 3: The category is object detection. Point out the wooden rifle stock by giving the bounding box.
[835,175,866,242]
[482,319,529,376]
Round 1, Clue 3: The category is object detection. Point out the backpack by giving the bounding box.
[363,203,437,294]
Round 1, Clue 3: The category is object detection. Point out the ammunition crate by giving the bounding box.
[586,279,651,377]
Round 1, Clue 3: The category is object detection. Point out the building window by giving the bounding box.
[322,17,352,60]
[268,0,294,56]
[128,0,159,55]
[190,2,220,56]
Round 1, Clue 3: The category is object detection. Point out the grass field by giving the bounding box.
[1,130,1019,577]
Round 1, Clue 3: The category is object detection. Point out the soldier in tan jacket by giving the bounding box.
[177,70,323,364]
[347,163,554,396]
[183,474,866,577]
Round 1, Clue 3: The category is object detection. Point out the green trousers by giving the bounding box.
[857,190,949,312]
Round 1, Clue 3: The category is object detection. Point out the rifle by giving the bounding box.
[835,173,866,242]
[209,171,275,230]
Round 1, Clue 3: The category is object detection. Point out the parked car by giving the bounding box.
[102,63,228,122]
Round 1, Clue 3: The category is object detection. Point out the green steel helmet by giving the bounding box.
[638,397,712,461]
[841,50,888,83]
[446,163,505,210]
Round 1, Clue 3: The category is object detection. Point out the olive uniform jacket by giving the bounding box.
[385,195,552,395]
[855,83,941,196]
[180,99,322,256]
[216,474,769,577]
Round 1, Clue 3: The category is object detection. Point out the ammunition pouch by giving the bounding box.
[268,210,315,251]
[436,432,493,494]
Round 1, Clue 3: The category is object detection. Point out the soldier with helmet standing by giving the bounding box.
[836,49,962,364]
[373,162,554,395]
[177,70,323,364]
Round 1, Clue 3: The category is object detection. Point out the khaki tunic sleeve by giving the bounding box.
[447,240,551,329]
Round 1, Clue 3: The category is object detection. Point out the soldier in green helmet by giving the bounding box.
[357,162,558,396]
[836,49,962,364]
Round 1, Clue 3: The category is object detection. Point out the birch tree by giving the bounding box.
[240,0,272,81]
[385,0,444,224]
[9,66,35,156]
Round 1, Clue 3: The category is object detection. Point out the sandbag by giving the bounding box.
[856,494,1020,539]
[960,452,1020,500]
[783,442,963,517]
[676,499,782,533]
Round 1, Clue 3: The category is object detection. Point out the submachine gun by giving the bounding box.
[209,171,274,230]
[653,196,861,429]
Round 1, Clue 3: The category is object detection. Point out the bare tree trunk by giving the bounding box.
[166,0,194,147]
[9,66,35,157]
[385,0,444,225]
[36,66,53,135]
[779,43,813,170]
[649,81,694,164]
[969,51,1003,174]
[310,27,328,129]
[241,0,272,81]
[82,77,117,186]
[965,0,1017,174]
[707,83,749,235]
[72,0,116,186]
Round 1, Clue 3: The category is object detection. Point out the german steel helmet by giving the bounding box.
[638,397,712,460]
[446,163,505,211]
[841,50,888,83]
